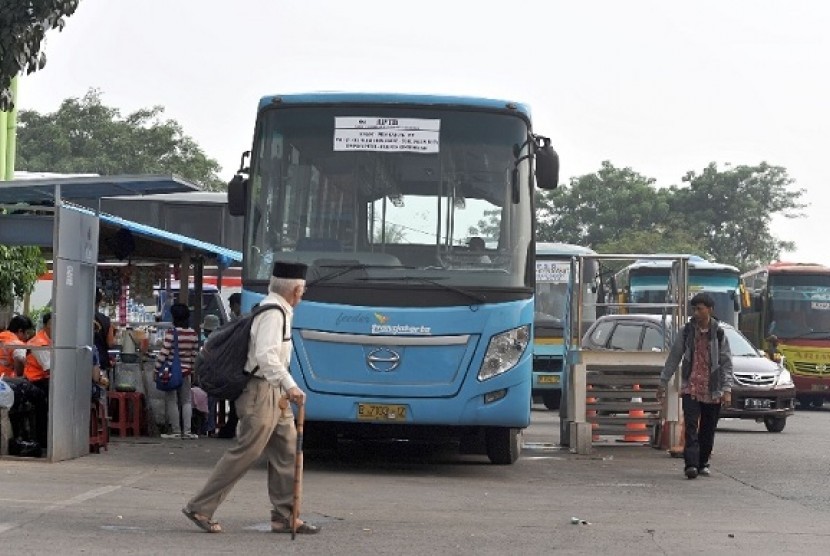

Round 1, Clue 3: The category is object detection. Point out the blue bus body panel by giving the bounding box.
[244,291,532,428]
[257,92,531,118]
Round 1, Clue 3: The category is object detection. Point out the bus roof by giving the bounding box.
[626,256,739,274]
[743,261,830,276]
[536,242,596,257]
[257,92,531,117]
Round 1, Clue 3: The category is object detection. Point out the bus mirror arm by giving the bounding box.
[237,150,251,174]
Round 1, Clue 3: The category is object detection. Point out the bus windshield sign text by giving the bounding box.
[333,117,441,153]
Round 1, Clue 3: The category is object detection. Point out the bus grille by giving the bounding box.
[533,357,563,374]
[791,361,830,376]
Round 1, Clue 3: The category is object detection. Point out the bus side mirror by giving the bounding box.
[535,137,559,190]
[228,174,248,216]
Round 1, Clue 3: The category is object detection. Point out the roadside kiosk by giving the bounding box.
[0,175,239,462]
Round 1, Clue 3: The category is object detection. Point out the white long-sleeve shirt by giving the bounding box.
[245,293,297,392]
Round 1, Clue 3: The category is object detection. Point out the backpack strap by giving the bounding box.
[251,304,288,340]
[248,303,289,376]
[172,327,180,357]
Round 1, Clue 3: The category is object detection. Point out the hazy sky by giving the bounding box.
[16,0,830,265]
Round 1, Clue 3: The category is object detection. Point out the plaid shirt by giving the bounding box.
[682,327,715,402]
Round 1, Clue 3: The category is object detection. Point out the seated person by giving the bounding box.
[0,315,33,378]
[91,344,110,405]
[467,237,491,264]
[24,312,52,450]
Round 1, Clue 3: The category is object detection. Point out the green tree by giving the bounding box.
[0,0,79,110]
[599,229,706,258]
[16,89,225,190]
[536,161,673,248]
[0,245,46,308]
[1,1,77,318]
[372,222,406,243]
[670,162,805,270]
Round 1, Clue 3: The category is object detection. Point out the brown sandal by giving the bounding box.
[271,514,320,534]
[182,508,223,533]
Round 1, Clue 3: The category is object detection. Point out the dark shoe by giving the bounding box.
[684,466,699,479]
[698,465,711,477]
[271,514,321,534]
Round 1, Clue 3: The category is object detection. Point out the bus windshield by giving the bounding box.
[535,257,598,325]
[244,106,533,294]
[768,275,830,338]
[631,288,734,324]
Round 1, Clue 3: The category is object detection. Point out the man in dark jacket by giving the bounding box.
[658,292,733,479]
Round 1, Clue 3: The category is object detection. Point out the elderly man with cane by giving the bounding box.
[182,261,320,535]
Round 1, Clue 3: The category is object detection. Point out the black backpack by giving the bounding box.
[195,304,286,400]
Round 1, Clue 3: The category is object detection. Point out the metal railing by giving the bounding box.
[561,254,690,454]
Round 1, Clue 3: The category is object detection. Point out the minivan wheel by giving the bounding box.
[764,416,786,433]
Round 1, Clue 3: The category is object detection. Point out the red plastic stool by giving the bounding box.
[108,391,144,437]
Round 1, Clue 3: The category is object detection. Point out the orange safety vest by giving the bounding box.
[24,329,51,382]
[0,330,24,378]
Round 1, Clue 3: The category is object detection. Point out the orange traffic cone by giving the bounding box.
[587,385,600,441]
[623,384,650,443]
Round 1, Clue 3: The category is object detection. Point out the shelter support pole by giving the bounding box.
[178,252,191,306]
[193,256,204,339]
[569,361,592,454]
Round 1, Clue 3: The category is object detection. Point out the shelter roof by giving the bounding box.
[67,204,242,267]
[0,174,199,204]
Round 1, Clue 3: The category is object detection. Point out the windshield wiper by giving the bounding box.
[306,264,409,287]
[365,275,487,305]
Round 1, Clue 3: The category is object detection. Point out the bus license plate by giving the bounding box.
[744,398,771,409]
[811,384,829,391]
[538,375,560,384]
[357,403,408,421]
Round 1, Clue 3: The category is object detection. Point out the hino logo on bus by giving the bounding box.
[817,363,827,373]
[367,348,401,372]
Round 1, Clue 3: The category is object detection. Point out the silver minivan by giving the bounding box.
[582,314,796,432]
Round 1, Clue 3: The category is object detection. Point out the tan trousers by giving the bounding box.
[186,377,296,520]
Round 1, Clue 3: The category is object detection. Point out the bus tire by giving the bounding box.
[542,391,561,411]
[763,416,786,433]
[485,427,521,464]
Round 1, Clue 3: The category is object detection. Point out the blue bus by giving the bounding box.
[227,93,558,463]
[614,255,742,326]
[533,243,599,410]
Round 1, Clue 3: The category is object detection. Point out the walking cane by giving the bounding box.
[291,400,305,540]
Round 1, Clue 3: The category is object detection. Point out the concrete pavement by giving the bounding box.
[1,431,828,555]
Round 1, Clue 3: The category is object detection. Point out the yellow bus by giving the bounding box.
[740,262,830,409]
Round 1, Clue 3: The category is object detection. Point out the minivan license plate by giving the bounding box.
[744,398,771,409]
[357,403,408,421]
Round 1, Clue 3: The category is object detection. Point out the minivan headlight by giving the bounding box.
[775,369,793,387]
[478,325,530,381]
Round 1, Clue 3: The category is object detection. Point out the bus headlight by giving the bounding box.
[478,325,530,381]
